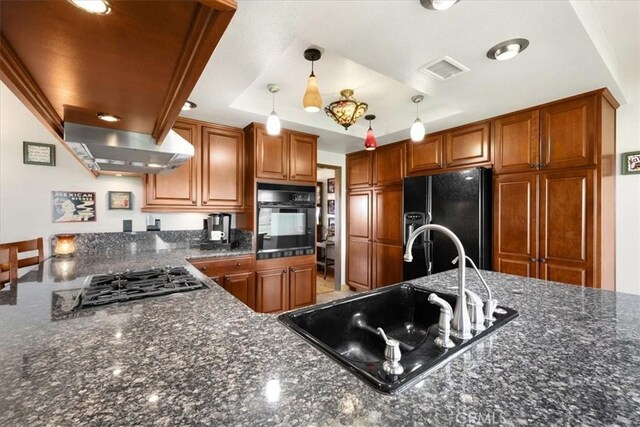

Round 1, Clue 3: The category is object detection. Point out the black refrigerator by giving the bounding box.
[403,167,492,281]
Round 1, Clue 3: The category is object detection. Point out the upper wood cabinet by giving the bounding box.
[143,118,245,212]
[494,110,540,174]
[347,141,404,190]
[445,122,491,168]
[406,122,490,175]
[407,134,444,174]
[248,124,317,183]
[540,95,596,170]
[347,190,372,239]
[201,125,244,208]
[347,151,372,189]
[144,120,199,207]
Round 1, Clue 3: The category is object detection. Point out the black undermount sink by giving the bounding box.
[279,283,518,394]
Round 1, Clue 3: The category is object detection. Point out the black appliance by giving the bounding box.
[206,212,231,249]
[256,183,316,260]
[403,167,492,281]
[79,267,204,308]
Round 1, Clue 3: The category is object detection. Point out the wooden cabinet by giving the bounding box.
[289,264,316,309]
[373,186,403,245]
[492,90,616,289]
[255,259,316,313]
[373,243,404,288]
[255,268,288,313]
[249,124,317,183]
[406,121,490,175]
[346,239,371,290]
[347,190,371,239]
[143,118,245,212]
[190,255,255,309]
[540,95,596,170]
[407,134,443,174]
[494,110,539,174]
[493,169,596,287]
[347,151,372,189]
[144,120,199,207]
[201,125,244,208]
[374,143,405,186]
[445,122,491,168]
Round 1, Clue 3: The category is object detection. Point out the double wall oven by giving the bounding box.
[256,183,316,260]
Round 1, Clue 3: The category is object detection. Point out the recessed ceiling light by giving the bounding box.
[487,38,530,61]
[97,113,121,122]
[69,0,112,15]
[182,101,197,111]
[420,0,460,11]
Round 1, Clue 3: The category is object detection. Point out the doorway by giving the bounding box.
[316,164,341,294]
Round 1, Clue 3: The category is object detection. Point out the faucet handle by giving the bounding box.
[377,328,404,375]
[465,290,486,331]
[428,294,455,349]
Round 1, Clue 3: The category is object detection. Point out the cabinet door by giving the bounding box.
[494,111,539,174]
[201,126,244,208]
[540,96,596,170]
[539,170,594,286]
[347,152,372,189]
[373,186,403,245]
[374,143,405,185]
[289,264,316,309]
[145,120,198,207]
[223,272,255,310]
[373,243,403,288]
[407,134,443,174]
[289,133,317,182]
[255,268,288,313]
[347,190,371,239]
[493,173,539,278]
[256,128,288,180]
[445,122,491,168]
[347,239,371,290]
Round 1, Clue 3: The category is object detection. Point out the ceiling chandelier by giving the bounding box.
[324,89,368,130]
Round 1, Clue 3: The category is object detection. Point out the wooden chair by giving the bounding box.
[0,237,44,268]
[0,246,18,286]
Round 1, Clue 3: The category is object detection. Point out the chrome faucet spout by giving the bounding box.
[404,224,472,340]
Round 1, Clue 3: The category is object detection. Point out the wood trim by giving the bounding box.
[153,5,236,143]
[197,0,237,11]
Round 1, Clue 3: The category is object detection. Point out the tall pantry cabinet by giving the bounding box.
[492,90,617,289]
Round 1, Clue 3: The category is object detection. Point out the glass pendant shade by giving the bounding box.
[266,111,281,136]
[303,73,322,113]
[325,89,369,130]
[410,118,426,142]
[364,127,377,151]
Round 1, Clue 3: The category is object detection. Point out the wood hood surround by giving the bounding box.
[0,0,236,176]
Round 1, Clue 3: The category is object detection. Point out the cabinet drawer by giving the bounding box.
[191,255,254,277]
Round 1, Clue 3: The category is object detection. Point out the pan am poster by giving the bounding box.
[52,191,96,222]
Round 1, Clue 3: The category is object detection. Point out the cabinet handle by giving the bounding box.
[192,200,197,204]
[291,268,296,273]
[201,266,208,270]
[446,161,451,166]
[538,163,546,169]
[236,262,241,266]
[203,200,208,205]
[530,258,537,262]
[530,164,537,169]
[539,258,546,263]
[282,269,287,274]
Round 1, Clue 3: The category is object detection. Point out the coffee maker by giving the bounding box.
[206,213,231,249]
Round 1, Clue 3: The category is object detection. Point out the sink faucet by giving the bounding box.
[404,224,472,340]
[452,255,498,322]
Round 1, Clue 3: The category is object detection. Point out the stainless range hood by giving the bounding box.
[64,122,194,175]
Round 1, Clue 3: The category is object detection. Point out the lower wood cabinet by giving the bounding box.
[255,259,316,313]
[222,272,255,310]
[190,255,255,309]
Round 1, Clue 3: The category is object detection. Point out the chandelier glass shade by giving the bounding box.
[324,89,368,130]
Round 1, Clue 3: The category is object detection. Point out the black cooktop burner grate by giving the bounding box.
[80,266,203,308]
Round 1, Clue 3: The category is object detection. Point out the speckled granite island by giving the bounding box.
[1,251,639,426]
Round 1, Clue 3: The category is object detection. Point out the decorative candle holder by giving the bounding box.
[53,234,77,257]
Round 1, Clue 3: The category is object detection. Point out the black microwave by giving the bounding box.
[256,183,316,260]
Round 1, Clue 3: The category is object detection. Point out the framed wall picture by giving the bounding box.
[327,178,335,194]
[108,191,132,210]
[23,141,55,166]
[52,191,96,222]
[622,151,640,175]
[328,199,335,215]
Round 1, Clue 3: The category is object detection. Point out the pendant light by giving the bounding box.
[410,95,426,142]
[302,48,323,112]
[266,84,281,136]
[364,114,378,151]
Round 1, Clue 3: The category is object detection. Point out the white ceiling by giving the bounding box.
[183,0,637,154]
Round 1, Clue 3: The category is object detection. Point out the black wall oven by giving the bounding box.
[256,183,316,260]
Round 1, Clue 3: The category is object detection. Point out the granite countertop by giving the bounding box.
[1,252,639,426]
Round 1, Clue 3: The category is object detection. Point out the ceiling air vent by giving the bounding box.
[419,56,469,81]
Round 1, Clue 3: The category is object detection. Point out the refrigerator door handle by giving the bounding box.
[426,241,434,274]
